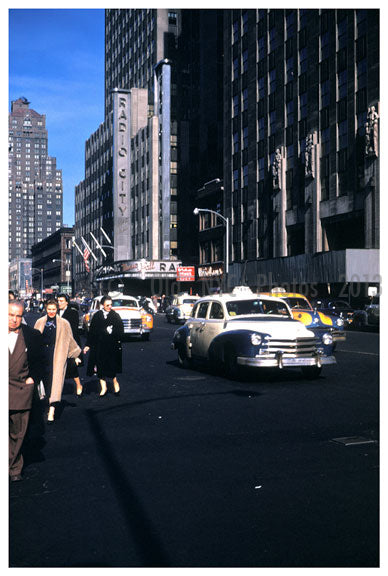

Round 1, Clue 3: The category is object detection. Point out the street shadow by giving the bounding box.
[85,409,171,567]
[166,359,323,385]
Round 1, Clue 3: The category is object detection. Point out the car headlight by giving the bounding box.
[336,318,344,327]
[250,333,263,346]
[322,332,333,345]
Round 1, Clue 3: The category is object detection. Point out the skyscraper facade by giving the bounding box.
[75,9,181,293]
[223,9,379,293]
[8,97,63,262]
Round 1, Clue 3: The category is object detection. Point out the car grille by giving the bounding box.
[263,337,317,357]
[122,318,142,329]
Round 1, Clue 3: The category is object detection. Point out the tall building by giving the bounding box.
[75,8,224,295]
[75,9,181,294]
[222,9,379,295]
[8,97,63,261]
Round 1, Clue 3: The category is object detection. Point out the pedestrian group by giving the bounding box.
[8,294,124,482]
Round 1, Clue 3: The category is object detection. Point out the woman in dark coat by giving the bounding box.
[57,293,84,396]
[83,296,124,396]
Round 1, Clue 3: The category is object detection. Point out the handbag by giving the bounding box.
[37,380,46,400]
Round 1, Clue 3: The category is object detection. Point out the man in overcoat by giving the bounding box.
[9,300,44,481]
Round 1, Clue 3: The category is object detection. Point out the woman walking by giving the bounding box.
[83,296,124,396]
[34,300,81,423]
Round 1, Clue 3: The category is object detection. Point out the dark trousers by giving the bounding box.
[9,409,30,477]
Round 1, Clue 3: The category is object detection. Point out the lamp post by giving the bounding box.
[193,207,229,291]
[52,258,71,292]
[31,267,44,298]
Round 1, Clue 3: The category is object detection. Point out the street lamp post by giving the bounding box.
[52,259,71,291]
[193,207,229,291]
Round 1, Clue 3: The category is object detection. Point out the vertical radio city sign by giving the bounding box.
[112,88,131,261]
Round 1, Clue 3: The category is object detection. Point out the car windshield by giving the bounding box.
[226,299,290,317]
[284,297,312,311]
[182,298,197,304]
[329,301,351,309]
[111,298,138,307]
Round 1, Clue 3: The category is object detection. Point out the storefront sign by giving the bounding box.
[198,264,224,278]
[177,266,195,282]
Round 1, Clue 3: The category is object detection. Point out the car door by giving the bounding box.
[189,301,210,359]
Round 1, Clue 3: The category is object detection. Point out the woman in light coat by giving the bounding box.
[35,300,81,423]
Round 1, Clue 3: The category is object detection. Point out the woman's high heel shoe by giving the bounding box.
[47,405,55,424]
[99,381,108,397]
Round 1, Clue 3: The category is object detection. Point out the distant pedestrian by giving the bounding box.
[83,296,123,396]
[9,300,44,481]
[34,299,81,423]
[57,293,84,397]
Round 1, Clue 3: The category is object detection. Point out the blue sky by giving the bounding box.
[9,8,105,226]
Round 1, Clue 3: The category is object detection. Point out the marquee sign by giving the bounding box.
[95,259,182,281]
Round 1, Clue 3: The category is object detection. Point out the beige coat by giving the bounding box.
[34,315,81,403]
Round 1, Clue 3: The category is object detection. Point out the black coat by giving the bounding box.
[60,305,83,374]
[86,309,124,378]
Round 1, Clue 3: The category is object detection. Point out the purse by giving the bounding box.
[37,381,46,400]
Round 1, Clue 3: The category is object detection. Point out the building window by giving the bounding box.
[168,12,177,25]
[337,70,347,100]
[338,120,348,149]
[300,93,307,120]
[233,132,239,154]
[258,36,266,61]
[299,46,307,74]
[242,88,248,111]
[242,11,248,35]
[233,57,239,80]
[321,32,330,61]
[286,56,294,83]
[321,79,330,109]
[233,94,239,117]
[269,69,276,94]
[233,20,239,44]
[242,126,248,150]
[242,49,248,74]
[321,155,330,200]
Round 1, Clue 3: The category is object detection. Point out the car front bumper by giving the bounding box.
[237,354,336,369]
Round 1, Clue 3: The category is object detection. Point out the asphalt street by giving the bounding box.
[9,313,379,567]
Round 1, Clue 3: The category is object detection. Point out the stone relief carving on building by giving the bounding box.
[272,147,282,189]
[304,133,315,179]
[365,105,379,157]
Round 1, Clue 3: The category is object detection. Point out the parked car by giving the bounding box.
[171,287,336,379]
[352,296,380,328]
[262,290,346,345]
[82,292,153,340]
[165,293,200,324]
[312,298,355,327]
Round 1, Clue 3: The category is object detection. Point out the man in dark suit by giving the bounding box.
[9,300,44,481]
[57,293,83,396]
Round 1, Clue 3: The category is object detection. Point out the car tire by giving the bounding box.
[177,345,191,369]
[224,345,239,380]
[141,333,150,341]
[301,366,322,380]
